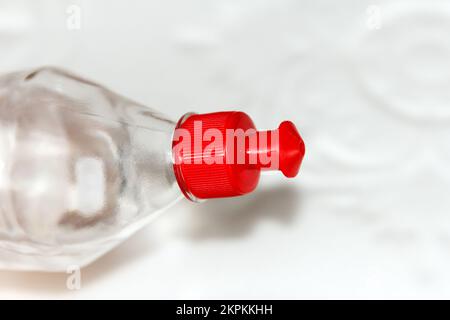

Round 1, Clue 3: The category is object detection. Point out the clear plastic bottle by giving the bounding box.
[0,67,305,271]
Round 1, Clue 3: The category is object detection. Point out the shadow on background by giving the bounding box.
[0,184,302,295]
[180,185,301,240]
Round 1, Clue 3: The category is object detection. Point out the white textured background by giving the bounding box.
[1,0,450,299]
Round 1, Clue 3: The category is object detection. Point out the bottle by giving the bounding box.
[0,67,305,271]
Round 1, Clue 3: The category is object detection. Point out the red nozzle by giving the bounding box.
[172,111,305,201]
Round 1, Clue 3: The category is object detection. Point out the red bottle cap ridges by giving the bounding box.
[172,111,305,201]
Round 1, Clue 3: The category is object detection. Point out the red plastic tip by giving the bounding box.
[172,111,305,201]
[278,121,305,178]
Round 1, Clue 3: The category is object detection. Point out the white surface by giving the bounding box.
[1,0,450,299]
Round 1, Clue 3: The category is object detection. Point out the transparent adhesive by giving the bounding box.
[0,67,182,271]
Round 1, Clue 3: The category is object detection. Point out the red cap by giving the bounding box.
[172,111,305,201]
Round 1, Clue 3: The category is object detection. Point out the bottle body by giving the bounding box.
[0,67,182,271]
